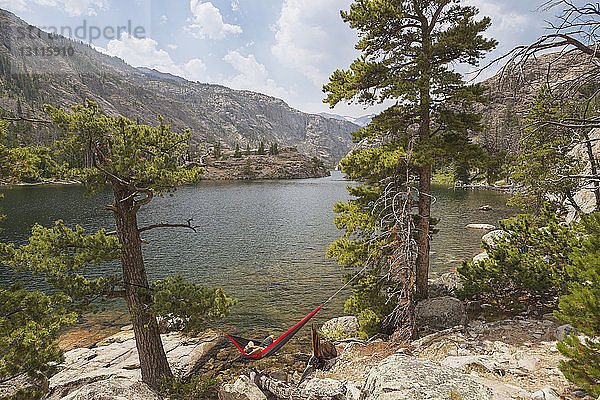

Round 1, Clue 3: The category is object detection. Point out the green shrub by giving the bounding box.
[343,275,395,339]
[151,276,236,335]
[268,142,278,155]
[242,158,255,178]
[319,324,354,341]
[556,213,600,397]
[458,207,580,311]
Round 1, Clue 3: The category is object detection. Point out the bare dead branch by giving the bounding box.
[0,116,52,124]
[138,218,200,233]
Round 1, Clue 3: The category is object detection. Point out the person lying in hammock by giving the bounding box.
[243,334,275,356]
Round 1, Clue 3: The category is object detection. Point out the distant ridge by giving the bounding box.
[319,112,375,127]
[137,67,189,84]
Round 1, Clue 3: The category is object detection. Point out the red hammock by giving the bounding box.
[204,265,367,360]
[224,304,324,359]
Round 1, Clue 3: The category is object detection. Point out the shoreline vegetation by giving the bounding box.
[0,147,332,186]
[1,175,519,189]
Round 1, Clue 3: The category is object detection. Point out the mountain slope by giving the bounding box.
[0,8,359,164]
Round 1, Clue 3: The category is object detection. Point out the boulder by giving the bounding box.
[362,354,492,399]
[441,355,504,375]
[465,223,496,230]
[321,316,360,340]
[531,387,561,400]
[481,230,509,247]
[553,324,577,341]
[415,296,466,334]
[268,370,288,383]
[510,351,541,372]
[345,381,362,400]
[472,251,489,263]
[566,128,600,222]
[302,378,346,400]
[219,375,267,400]
[59,377,161,400]
[429,272,463,296]
[320,340,338,360]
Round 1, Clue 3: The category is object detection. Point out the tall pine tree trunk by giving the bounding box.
[415,41,432,299]
[416,164,432,298]
[113,184,172,389]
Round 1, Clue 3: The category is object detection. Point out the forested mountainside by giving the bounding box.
[477,52,592,155]
[0,8,358,165]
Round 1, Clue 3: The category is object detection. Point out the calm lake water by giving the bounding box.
[0,171,514,335]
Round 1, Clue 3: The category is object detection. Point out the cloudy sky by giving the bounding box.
[1,0,555,117]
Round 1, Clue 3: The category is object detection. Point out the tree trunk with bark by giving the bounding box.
[415,36,432,299]
[415,164,432,298]
[582,129,600,211]
[112,184,172,389]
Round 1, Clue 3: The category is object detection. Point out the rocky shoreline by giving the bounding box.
[7,300,585,400]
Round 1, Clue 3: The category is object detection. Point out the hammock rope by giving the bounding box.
[203,264,369,360]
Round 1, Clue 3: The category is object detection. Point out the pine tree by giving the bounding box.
[0,121,77,399]
[233,143,241,158]
[556,212,600,397]
[458,206,578,310]
[324,0,497,306]
[245,143,251,156]
[509,86,582,213]
[269,142,279,155]
[213,141,222,159]
[257,141,265,155]
[0,284,76,399]
[1,101,235,390]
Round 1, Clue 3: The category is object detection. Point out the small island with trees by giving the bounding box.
[200,143,330,180]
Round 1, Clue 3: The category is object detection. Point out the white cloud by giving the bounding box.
[167,43,178,50]
[222,50,288,98]
[0,0,105,16]
[465,0,531,35]
[61,0,105,16]
[160,15,168,24]
[185,0,242,40]
[461,0,545,81]
[272,0,356,86]
[98,37,284,95]
[0,0,29,12]
[95,34,208,83]
[231,0,239,12]
[103,34,179,74]
[182,58,207,82]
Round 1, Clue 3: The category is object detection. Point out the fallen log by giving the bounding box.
[251,370,304,400]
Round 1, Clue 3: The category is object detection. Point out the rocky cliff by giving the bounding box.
[476,52,594,154]
[0,8,358,165]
